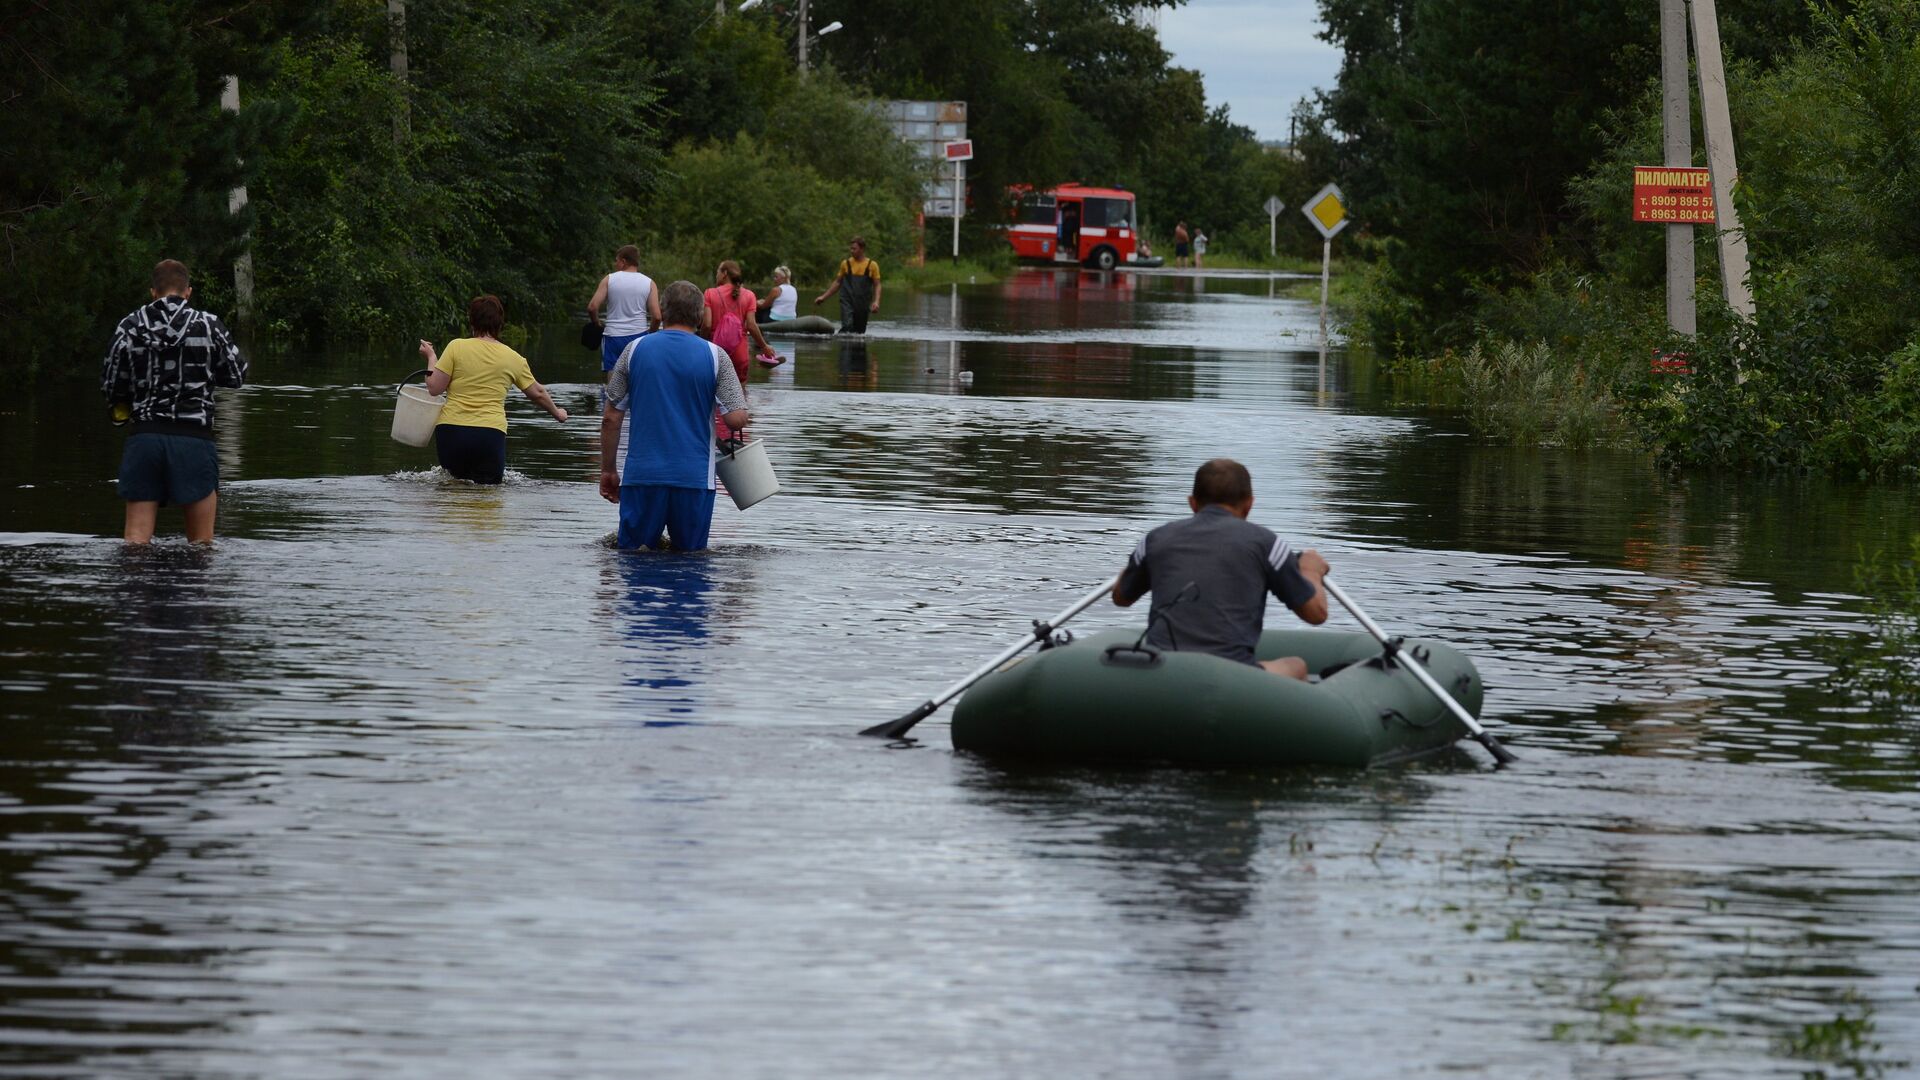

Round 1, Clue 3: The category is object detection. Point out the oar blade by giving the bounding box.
[861,700,936,740]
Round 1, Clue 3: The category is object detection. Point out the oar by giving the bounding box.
[1321,577,1517,765]
[862,576,1119,740]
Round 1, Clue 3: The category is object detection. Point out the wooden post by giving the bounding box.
[1660,0,1696,335]
[220,77,253,326]
[1689,0,1754,319]
[388,0,410,143]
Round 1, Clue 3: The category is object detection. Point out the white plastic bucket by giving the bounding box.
[715,438,780,510]
[390,372,445,447]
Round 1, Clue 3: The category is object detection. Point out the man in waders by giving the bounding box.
[813,236,882,335]
[1111,458,1330,680]
[101,259,248,544]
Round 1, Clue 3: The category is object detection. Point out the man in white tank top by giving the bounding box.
[587,244,661,378]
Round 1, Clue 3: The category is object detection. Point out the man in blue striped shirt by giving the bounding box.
[598,280,749,552]
[1113,459,1330,679]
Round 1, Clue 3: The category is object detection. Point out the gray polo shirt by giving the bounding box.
[1115,505,1318,665]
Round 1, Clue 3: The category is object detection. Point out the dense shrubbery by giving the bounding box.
[1333,0,1920,476]
[639,73,927,289]
[0,1,292,378]
[11,0,1299,367]
[252,2,660,339]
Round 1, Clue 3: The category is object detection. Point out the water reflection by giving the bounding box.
[1319,437,1920,783]
[834,337,876,390]
[0,545,246,1072]
[777,400,1158,517]
[433,478,510,534]
[602,550,757,718]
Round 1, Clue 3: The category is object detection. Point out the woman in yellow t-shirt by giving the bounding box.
[416,295,569,484]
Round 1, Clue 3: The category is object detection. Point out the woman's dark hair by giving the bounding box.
[468,295,506,337]
[1192,458,1253,506]
[717,259,743,301]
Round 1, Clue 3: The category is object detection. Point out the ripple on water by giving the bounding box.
[1,273,1916,1077]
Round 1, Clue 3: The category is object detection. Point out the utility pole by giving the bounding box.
[388,0,409,143]
[1689,0,1754,319]
[220,77,253,326]
[1659,0,1695,335]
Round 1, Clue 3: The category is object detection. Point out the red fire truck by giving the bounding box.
[1007,185,1158,271]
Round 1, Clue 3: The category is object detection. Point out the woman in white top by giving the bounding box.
[587,244,662,376]
[757,265,799,321]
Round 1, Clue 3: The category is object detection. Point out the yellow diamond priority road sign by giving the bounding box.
[1303,183,1349,240]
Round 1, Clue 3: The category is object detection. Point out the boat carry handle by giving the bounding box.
[1380,706,1445,730]
[1102,643,1163,668]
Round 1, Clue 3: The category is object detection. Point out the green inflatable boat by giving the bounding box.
[761,315,838,336]
[950,628,1483,767]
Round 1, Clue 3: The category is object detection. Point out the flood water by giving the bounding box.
[3,269,1918,1077]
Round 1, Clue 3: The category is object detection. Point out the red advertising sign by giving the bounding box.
[943,140,974,162]
[1632,166,1715,224]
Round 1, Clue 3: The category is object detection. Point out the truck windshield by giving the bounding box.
[1018,196,1056,225]
[1084,198,1133,229]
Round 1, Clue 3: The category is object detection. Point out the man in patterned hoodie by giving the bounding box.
[101,259,248,544]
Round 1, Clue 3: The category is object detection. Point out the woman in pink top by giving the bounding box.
[701,261,775,440]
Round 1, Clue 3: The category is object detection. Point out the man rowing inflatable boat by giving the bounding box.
[1112,458,1332,680]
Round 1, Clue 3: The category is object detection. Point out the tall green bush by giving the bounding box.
[641,134,917,290]
[252,0,661,339]
[0,2,296,377]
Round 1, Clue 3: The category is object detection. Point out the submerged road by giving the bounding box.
[2,269,1917,1077]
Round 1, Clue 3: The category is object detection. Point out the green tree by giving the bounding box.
[250,0,662,339]
[1,1,302,377]
[1304,0,1654,351]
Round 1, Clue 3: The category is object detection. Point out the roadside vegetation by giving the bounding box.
[5,0,1328,377]
[1297,0,1920,478]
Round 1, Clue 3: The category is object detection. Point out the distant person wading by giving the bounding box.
[701,261,776,441]
[417,295,569,484]
[600,280,750,553]
[587,244,661,379]
[814,236,882,335]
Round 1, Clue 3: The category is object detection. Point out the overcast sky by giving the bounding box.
[1155,0,1341,143]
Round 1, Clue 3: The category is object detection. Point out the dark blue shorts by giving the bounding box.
[602,332,644,372]
[435,424,507,484]
[118,433,219,505]
[618,485,716,552]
